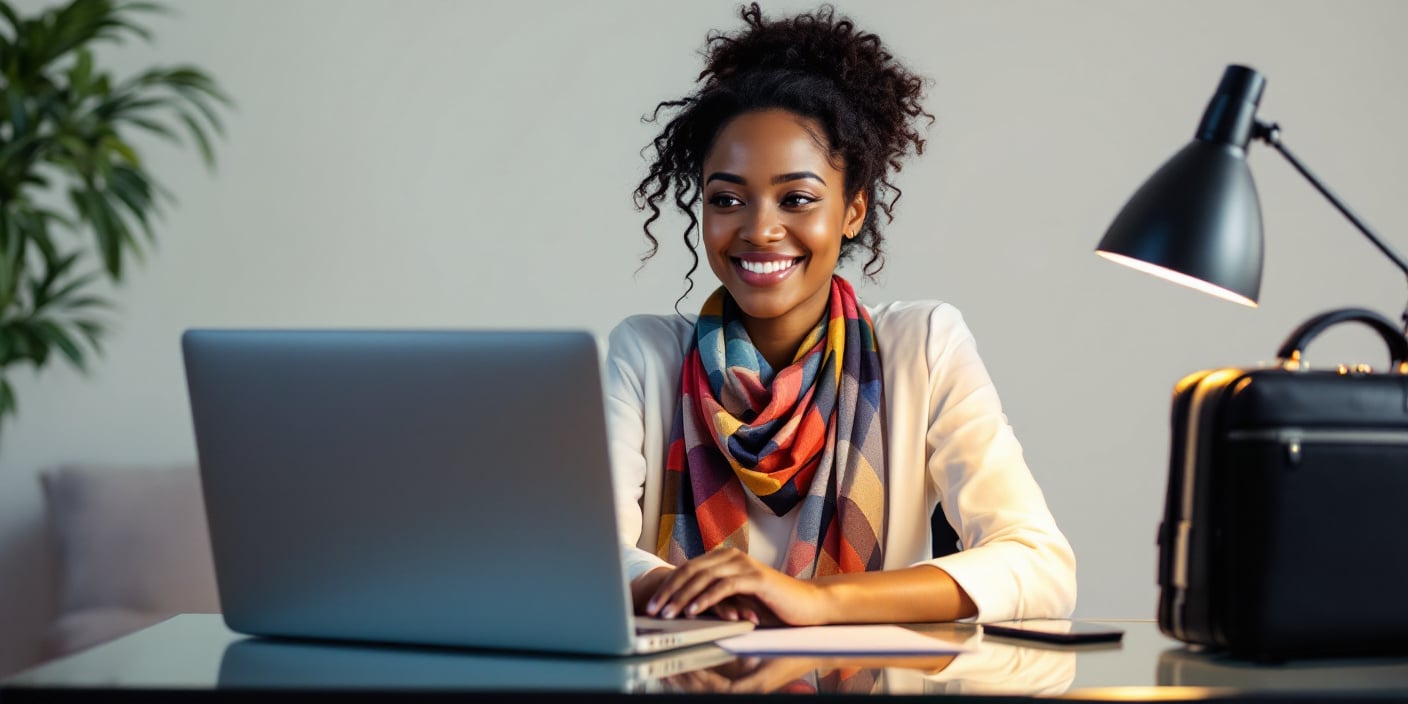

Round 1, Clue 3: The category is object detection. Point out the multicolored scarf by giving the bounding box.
[657,275,886,577]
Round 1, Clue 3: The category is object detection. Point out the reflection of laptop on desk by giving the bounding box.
[183,330,751,656]
[218,635,735,692]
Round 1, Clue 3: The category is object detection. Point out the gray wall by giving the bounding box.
[3,0,1406,676]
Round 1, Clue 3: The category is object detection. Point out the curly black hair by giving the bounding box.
[634,3,933,301]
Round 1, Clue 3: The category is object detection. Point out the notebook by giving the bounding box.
[183,329,752,656]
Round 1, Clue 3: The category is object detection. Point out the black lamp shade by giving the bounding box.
[1096,140,1264,306]
[1096,65,1268,307]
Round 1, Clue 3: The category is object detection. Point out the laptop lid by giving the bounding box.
[184,329,640,655]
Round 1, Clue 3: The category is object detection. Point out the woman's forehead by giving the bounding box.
[703,110,840,179]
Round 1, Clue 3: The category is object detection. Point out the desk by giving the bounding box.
[4,615,1408,701]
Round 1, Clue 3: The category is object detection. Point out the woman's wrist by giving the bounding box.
[812,578,854,625]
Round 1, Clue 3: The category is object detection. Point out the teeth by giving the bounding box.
[740,259,796,275]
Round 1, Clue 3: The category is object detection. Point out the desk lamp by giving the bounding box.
[1095,64,1408,329]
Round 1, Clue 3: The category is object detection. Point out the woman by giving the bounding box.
[608,4,1075,626]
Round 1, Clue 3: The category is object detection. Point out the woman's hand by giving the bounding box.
[632,565,777,624]
[644,548,834,626]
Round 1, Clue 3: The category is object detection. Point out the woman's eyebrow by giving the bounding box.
[772,171,825,185]
[705,172,746,185]
[704,171,827,185]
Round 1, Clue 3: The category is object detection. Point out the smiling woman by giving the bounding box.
[607,3,1076,627]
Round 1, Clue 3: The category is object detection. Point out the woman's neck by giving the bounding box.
[741,293,831,373]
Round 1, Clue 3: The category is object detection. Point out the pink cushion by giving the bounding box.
[41,466,220,656]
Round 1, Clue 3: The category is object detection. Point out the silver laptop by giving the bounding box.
[183,329,752,656]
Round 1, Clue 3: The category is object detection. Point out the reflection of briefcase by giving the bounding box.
[1157,308,1408,660]
[1156,647,1408,690]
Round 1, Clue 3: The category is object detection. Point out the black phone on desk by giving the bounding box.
[982,620,1124,645]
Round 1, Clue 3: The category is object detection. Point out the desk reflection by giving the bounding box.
[216,625,1076,695]
[218,637,734,692]
[650,626,1076,695]
[1156,647,1408,693]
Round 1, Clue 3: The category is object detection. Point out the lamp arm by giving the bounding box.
[1254,120,1408,334]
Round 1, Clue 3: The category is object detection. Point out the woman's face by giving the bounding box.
[700,109,866,331]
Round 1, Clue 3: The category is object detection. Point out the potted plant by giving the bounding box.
[0,0,229,432]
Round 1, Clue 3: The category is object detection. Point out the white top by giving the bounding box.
[605,300,1077,622]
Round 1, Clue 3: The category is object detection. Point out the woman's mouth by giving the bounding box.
[733,256,803,286]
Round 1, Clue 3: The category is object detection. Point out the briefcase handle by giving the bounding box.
[1276,307,1408,371]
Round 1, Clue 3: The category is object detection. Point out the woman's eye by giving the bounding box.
[708,194,743,208]
[782,193,818,207]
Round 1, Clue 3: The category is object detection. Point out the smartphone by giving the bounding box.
[981,619,1124,645]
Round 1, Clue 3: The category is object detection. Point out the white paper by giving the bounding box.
[716,625,966,655]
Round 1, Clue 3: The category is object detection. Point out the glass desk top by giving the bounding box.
[6,614,1408,699]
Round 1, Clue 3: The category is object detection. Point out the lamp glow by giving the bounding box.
[1094,251,1257,307]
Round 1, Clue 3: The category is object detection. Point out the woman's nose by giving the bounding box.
[740,204,785,244]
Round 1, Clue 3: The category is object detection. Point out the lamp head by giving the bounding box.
[1095,65,1268,306]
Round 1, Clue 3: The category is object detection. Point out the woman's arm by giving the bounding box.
[813,564,977,623]
[605,317,677,586]
[916,303,1077,621]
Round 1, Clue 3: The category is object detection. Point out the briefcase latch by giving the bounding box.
[1336,363,1374,375]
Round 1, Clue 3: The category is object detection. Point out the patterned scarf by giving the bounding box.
[657,275,885,577]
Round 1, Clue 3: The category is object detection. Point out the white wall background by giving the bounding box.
[3,0,1406,676]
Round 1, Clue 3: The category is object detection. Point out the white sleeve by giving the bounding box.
[915,305,1077,621]
[605,318,673,582]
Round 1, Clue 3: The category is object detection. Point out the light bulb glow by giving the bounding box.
[1095,251,1258,308]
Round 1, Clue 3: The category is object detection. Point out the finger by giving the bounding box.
[711,601,738,621]
[647,549,749,615]
[657,559,754,618]
[714,596,757,622]
[684,572,769,617]
[726,594,768,626]
[742,607,761,625]
[646,555,723,615]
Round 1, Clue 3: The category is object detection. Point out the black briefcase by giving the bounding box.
[1157,307,1408,660]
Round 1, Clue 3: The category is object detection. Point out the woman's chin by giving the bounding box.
[726,296,799,324]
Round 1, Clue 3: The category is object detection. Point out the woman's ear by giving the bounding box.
[844,190,869,239]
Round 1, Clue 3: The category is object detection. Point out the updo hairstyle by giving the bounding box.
[634,3,933,297]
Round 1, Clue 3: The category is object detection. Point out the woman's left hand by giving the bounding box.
[644,548,832,626]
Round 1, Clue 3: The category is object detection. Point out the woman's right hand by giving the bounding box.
[632,566,775,624]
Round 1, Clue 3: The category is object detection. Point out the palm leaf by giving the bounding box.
[72,318,105,350]
[105,165,155,241]
[6,88,29,134]
[16,206,60,263]
[119,114,181,144]
[169,82,226,136]
[0,377,16,419]
[0,3,22,36]
[30,250,80,305]
[175,108,214,167]
[35,319,85,370]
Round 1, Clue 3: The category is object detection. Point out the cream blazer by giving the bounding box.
[605,300,1076,622]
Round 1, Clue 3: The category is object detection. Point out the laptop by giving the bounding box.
[182,329,752,656]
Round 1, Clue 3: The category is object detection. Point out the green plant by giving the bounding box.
[0,0,228,430]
